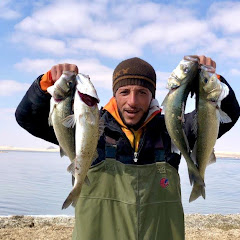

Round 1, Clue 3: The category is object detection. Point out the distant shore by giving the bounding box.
[0,146,59,153]
[1,146,240,159]
[0,214,240,240]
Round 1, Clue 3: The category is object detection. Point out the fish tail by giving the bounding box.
[62,189,81,209]
[189,183,206,202]
[188,164,205,187]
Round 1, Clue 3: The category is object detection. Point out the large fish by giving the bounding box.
[162,56,204,186]
[189,66,231,202]
[47,71,77,162]
[62,73,100,209]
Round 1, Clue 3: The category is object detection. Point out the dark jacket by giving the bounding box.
[15,75,240,170]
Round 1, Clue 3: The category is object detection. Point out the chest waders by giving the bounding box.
[72,149,184,240]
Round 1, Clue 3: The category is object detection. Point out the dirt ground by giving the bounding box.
[0,214,240,240]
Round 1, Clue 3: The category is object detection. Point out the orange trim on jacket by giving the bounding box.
[103,97,161,151]
[40,70,54,91]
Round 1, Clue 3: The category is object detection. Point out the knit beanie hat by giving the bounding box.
[112,57,156,98]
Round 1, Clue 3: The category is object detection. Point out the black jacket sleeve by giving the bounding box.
[184,76,240,149]
[15,75,58,145]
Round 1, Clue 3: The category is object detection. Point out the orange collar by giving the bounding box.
[103,97,161,151]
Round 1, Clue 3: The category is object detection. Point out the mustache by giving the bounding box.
[123,107,142,112]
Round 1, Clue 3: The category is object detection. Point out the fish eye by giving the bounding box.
[204,78,208,83]
[67,81,73,87]
[180,64,189,73]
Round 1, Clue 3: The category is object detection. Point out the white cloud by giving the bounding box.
[0,0,21,20]
[12,0,210,59]
[199,36,240,59]
[14,57,113,88]
[14,58,58,74]
[12,34,71,56]
[208,1,240,34]
[10,0,240,63]
[0,80,30,96]
[69,38,141,59]
[14,0,106,37]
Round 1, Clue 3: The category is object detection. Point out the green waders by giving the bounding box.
[72,159,184,240]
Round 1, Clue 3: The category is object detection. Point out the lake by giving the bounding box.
[0,151,239,216]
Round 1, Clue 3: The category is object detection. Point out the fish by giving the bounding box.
[62,73,100,209]
[47,71,77,162]
[189,66,231,202]
[162,55,204,186]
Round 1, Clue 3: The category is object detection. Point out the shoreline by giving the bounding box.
[0,146,59,153]
[1,214,240,240]
[1,146,240,158]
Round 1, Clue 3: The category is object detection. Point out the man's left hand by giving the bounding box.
[198,55,216,73]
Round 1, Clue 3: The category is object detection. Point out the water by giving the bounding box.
[0,151,74,216]
[0,151,239,216]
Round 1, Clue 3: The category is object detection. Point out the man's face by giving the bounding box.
[115,85,152,128]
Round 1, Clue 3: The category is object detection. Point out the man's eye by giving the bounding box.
[140,91,147,95]
[120,90,129,95]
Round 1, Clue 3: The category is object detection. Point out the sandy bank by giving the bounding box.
[0,214,240,239]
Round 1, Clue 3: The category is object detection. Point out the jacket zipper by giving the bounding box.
[106,120,146,163]
[130,129,146,163]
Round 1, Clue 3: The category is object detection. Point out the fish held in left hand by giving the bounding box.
[62,73,100,209]
[189,68,232,202]
[162,56,204,187]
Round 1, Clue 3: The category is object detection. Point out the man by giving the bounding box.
[15,56,240,240]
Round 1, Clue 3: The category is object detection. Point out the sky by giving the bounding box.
[0,0,239,151]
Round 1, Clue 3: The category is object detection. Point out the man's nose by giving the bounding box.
[127,92,138,107]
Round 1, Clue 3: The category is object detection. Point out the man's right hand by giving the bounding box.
[51,63,79,82]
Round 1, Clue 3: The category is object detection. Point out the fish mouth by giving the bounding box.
[78,91,99,107]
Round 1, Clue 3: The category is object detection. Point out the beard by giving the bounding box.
[118,107,149,130]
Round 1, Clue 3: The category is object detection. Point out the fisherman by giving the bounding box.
[15,56,240,240]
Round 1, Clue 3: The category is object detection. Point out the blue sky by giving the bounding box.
[0,0,239,151]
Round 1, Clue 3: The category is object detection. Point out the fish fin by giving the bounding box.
[47,85,55,96]
[60,147,67,158]
[48,99,56,126]
[181,102,186,123]
[218,108,232,123]
[183,129,190,153]
[189,183,206,202]
[190,142,197,165]
[84,175,91,186]
[67,162,75,176]
[72,176,75,186]
[62,190,80,209]
[85,112,96,125]
[188,164,204,187]
[208,150,216,165]
[48,116,53,126]
[191,111,198,136]
[171,141,180,154]
[62,114,76,128]
[160,94,169,114]
[218,82,229,102]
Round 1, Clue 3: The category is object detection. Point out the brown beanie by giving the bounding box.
[112,57,156,98]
